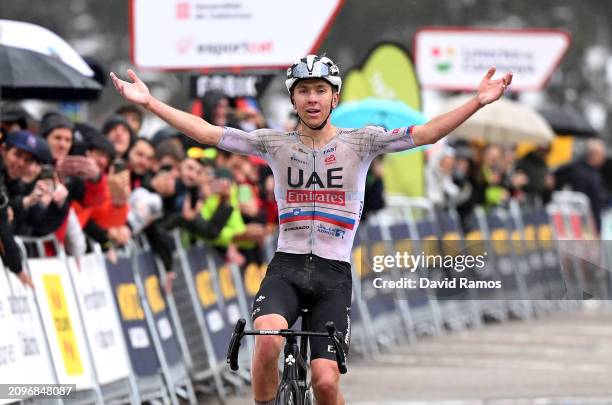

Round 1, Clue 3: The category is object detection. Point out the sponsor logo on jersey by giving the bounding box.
[287,167,343,188]
[290,155,308,165]
[292,145,309,154]
[324,154,337,165]
[323,144,337,155]
[279,210,355,230]
[316,223,346,239]
[284,225,310,232]
[286,190,346,206]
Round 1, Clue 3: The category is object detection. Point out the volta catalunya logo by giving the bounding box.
[430,46,456,73]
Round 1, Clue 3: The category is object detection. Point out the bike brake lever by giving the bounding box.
[227,318,246,371]
[325,322,348,374]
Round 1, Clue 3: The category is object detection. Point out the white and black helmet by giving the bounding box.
[285,55,342,94]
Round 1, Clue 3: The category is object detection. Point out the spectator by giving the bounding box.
[73,131,131,254]
[555,138,607,232]
[0,151,34,289]
[153,138,184,178]
[478,144,511,209]
[201,168,266,264]
[39,113,105,252]
[452,146,478,230]
[128,137,156,189]
[102,115,135,159]
[1,103,31,134]
[115,104,144,135]
[1,130,69,237]
[40,112,74,162]
[426,146,462,211]
[515,146,554,207]
[124,137,167,263]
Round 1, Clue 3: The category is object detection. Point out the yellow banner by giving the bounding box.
[196,270,217,307]
[145,276,166,314]
[116,283,145,321]
[43,274,84,376]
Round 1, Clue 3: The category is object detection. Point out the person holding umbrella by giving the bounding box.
[111,57,512,405]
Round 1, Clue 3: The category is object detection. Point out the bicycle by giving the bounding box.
[226,309,348,405]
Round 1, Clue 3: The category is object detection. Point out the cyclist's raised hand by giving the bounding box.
[110,69,151,107]
[477,67,513,106]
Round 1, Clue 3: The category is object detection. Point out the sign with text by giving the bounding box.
[414,27,571,92]
[189,74,274,98]
[131,0,344,70]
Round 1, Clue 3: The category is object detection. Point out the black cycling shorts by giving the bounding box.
[251,251,352,361]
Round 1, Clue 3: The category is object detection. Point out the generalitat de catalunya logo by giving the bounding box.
[431,46,456,73]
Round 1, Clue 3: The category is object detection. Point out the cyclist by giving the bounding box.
[111,55,512,405]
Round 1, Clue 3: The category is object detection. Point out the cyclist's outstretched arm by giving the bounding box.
[411,67,513,147]
[110,69,222,145]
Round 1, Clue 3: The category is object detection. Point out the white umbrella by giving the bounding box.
[439,95,555,146]
[0,19,93,77]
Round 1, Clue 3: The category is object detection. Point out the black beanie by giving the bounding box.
[39,112,74,138]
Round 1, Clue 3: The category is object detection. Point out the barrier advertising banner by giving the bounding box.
[0,271,28,405]
[414,27,571,92]
[3,270,56,385]
[68,255,131,385]
[106,256,160,378]
[27,258,94,390]
[136,252,183,367]
[130,0,344,70]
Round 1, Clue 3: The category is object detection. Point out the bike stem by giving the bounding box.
[282,335,301,381]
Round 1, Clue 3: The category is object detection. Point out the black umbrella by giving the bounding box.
[0,44,102,101]
[538,105,597,137]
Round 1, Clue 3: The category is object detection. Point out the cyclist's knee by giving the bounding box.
[253,314,287,361]
[311,359,340,400]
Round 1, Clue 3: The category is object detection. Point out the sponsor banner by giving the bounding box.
[0,271,28,403]
[187,247,234,360]
[209,252,242,325]
[414,27,571,92]
[3,270,55,385]
[136,252,182,367]
[189,74,274,98]
[67,255,131,385]
[131,0,344,69]
[106,257,160,378]
[286,190,346,206]
[28,258,94,389]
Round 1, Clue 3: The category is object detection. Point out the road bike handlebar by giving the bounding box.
[226,318,348,374]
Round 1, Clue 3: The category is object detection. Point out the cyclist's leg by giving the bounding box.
[252,314,288,404]
[251,254,301,403]
[308,256,352,405]
[311,359,344,405]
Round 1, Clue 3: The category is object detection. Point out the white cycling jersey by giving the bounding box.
[217,125,416,263]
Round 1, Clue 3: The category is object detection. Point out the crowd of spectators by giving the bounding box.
[0,92,277,292]
[424,138,608,233]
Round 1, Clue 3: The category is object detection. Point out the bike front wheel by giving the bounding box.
[275,381,302,405]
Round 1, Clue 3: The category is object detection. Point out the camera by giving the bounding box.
[112,158,127,173]
[38,165,55,181]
